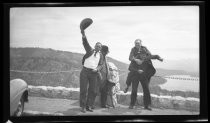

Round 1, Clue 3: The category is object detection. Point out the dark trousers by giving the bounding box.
[100,82,108,107]
[129,71,151,107]
[125,71,135,87]
[80,67,98,108]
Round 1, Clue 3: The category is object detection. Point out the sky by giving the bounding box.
[10,6,199,71]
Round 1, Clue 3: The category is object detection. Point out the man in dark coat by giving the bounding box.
[124,39,163,110]
[99,45,116,108]
[79,30,104,113]
[91,45,117,109]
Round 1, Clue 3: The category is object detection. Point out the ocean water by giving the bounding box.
[159,75,199,92]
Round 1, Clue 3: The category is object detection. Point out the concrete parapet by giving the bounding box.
[28,85,199,112]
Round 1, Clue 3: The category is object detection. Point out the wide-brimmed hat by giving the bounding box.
[80,18,93,31]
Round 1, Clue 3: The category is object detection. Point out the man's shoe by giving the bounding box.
[124,87,129,93]
[129,105,134,109]
[144,106,152,111]
[81,107,86,113]
[86,107,93,112]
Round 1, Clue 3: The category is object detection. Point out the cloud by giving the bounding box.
[10,6,199,65]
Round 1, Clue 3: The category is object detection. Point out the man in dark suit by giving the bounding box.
[124,39,163,110]
[79,30,104,113]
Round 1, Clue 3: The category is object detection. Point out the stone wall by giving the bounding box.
[28,85,79,100]
[28,85,199,112]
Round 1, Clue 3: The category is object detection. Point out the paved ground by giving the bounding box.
[24,96,199,116]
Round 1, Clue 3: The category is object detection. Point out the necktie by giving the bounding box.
[94,51,98,57]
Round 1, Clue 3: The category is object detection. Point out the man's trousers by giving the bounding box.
[128,71,152,107]
[80,67,98,108]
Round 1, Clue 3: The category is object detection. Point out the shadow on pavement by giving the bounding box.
[71,100,79,106]
[55,107,81,116]
[101,106,143,115]
[58,100,143,115]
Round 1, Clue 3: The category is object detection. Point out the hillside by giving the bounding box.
[10,47,130,87]
[10,47,199,98]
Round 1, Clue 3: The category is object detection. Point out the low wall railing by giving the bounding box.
[28,85,199,112]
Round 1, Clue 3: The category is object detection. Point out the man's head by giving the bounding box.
[134,39,142,49]
[95,42,102,52]
[101,45,109,56]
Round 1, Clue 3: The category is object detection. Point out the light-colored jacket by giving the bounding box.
[106,62,120,108]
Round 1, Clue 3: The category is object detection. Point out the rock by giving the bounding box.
[150,96,161,108]
[51,89,62,98]
[69,90,79,100]
[158,97,173,109]
[171,99,185,110]
[117,94,130,105]
[185,100,199,111]
[61,89,71,99]
[46,87,54,98]
[136,95,144,106]
[40,87,50,97]
[28,86,42,97]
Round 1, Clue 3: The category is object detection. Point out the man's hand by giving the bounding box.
[92,69,98,72]
[134,59,143,65]
[137,69,144,74]
[157,55,163,62]
[81,30,85,36]
[159,58,163,62]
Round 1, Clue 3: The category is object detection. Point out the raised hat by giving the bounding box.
[80,18,93,31]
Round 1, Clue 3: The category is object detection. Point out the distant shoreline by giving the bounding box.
[159,75,199,92]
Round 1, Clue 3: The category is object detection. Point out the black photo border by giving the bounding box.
[3,1,207,122]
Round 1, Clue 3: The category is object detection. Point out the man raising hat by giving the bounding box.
[79,20,104,113]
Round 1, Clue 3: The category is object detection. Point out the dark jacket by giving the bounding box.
[129,46,151,61]
[98,55,109,89]
[128,46,156,79]
[81,35,104,72]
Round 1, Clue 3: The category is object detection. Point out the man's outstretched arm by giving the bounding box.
[142,46,163,62]
[81,30,92,53]
[144,55,163,62]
